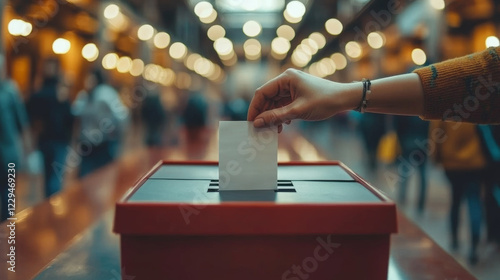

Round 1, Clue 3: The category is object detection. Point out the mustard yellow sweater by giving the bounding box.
[414,47,500,124]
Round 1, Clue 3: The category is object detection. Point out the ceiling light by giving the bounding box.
[154,32,170,49]
[129,59,145,76]
[271,37,291,55]
[162,68,176,86]
[207,25,225,41]
[104,4,120,19]
[116,56,132,73]
[276,25,295,41]
[286,1,306,18]
[216,0,284,12]
[169,42,188,60]
[296,44,313,56]
[200,10,217,24]
[301,38,318,54]
[325,18,342,35]
[319,58,336,76]
[367,31,385,49]
[138,24,154,41]
[308,62,319,77]
[52,38,71,54]
[144,64,156,81]
[8,19,23,36]
[291,50,310,67]
[102,53,119,69]
[411,48,426,65]
[185,53,201,70]
[429,0,445,10]
[214,37,233,56]
[345,41,362,59]
[244,39,261,56]
[21,22,32,36]
[81,43,99,62]
[309,32,326,49]
[143,64,159,82]
[8,19,31,36]
[243,20,262,37]
[330,53,347,70]
[283,9,302,24]
[194,57,213,76]
[194,1,214,18]
[485,36,500,48]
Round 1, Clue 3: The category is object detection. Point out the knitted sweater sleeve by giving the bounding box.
[413,47,500,124]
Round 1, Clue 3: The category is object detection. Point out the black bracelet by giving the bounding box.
[361,78,371,113]
[355,79,371,112]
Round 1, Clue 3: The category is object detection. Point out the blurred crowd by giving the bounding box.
[0,54,208,214]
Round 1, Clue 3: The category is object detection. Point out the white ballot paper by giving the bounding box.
[219,121,278,190]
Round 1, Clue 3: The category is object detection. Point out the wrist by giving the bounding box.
[336,82,363,112]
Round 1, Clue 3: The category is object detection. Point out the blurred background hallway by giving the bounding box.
[1,0,500,279]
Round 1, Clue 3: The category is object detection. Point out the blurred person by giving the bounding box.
[224,95,250,121]
[359,113,386,171]
[182,90,208,140]
[0,54,32,221]
[72,68,129,177]
[140,85,167,147]
[477,125,500,246]
[431,121,485,264]
[26,57,74,197]
[393,116,429,212]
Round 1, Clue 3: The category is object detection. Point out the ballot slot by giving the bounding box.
[208,180,296,192]
[127,174,383,203]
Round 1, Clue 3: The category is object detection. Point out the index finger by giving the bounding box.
[247,72,291,121]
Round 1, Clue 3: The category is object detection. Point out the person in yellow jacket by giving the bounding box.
[430,121,486,265]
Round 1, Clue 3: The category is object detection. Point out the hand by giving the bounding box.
[247,69,359,132]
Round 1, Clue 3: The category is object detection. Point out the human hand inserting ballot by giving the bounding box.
[247,69,361,132]
[248,69,429,132]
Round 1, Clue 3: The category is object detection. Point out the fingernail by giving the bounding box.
[254,118,264,127]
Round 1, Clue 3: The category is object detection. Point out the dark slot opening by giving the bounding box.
[208,180,295,192]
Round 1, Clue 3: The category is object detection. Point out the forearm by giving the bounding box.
[341,73,424,116]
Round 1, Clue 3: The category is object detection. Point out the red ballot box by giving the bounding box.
[113,161,397,280]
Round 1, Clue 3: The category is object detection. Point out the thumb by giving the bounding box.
[253,104,296,128]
